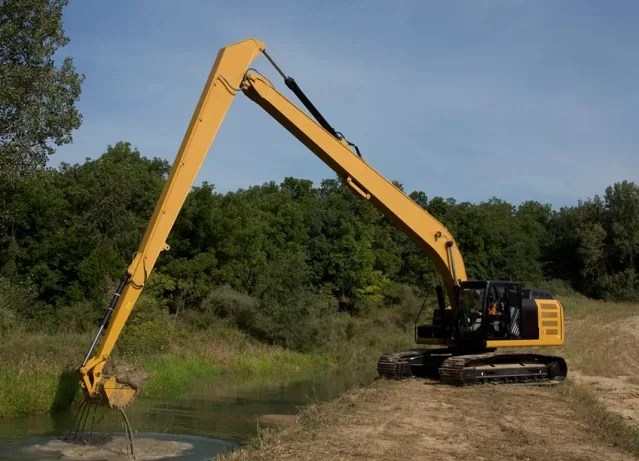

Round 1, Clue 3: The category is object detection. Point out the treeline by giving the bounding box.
[1,143,638,349]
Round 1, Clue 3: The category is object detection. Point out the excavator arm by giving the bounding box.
[79,38,467,409]
[240,70,467,297]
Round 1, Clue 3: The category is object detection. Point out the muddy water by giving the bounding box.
[0,367,377,460]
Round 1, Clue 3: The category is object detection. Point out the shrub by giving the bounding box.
[382,282,428,330]
[0,305,16,336]
[117,318,176,357]
[256,289,337,352]
[53,301,101,333]
[117,294,176,357]
[345,318,355,341]
[0,276,44,328]
[200,285,263,332]
[535,279,585,299]
[198,285,339,352]
[595,268,639,301]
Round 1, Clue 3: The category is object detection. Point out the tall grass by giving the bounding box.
[141,355,220,398]
[0,331,88,418]
[0,306,415,419]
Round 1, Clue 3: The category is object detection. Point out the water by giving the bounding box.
[0,366,377,460]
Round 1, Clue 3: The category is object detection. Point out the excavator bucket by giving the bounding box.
[100,376,140,410]
[84,365,150,410]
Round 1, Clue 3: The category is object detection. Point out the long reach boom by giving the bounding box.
[80,38,565,410]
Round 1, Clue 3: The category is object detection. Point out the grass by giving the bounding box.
[0,332,88,418]
[0,357,65,418]
[140,355,221,398]
[557,379,639,457]
[0,307,414,419]
[543,295,639,379]
[7,280,634,432]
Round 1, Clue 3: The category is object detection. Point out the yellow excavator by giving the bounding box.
[78,38,567,411]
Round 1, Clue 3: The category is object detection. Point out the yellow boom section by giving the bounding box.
[78,37,466,408]
[240,71,467,300]
[78,38,265,404]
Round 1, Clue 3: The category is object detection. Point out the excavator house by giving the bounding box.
[78,38,567,412]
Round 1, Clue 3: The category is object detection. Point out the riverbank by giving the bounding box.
[0,308,414,419]
[216,376,639,461]
[215,294,639,460]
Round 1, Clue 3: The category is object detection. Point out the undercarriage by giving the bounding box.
[377,348,568,386]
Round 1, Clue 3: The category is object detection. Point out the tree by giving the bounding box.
[577,222,606,282]
[409,190,428,210]
[2,142,170,307]
[0,0,84,178]
[604,181,639,268]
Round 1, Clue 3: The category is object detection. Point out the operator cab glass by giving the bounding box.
[458,281,523,341]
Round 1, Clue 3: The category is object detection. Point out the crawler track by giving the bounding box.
[377,349,568,386]
[377,350,425,379]
[438,352,567,386]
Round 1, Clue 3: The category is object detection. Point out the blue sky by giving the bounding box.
[53,0,638,208]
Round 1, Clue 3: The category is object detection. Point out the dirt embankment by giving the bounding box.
[218,378,637,461]
[218,307,639,461]
[563,314,639,426]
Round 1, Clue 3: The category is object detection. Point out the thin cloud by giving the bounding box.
[53,1,639,209]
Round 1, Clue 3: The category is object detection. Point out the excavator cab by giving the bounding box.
[456,280,523,343]
[417,280,524,347]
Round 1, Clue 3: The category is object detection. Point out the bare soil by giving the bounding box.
[563,313,639,427]
[220,378,638,461]
[571,371,639,425]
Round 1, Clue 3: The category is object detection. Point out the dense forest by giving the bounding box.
[1,142,638,350]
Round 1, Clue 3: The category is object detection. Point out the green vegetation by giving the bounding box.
[0,332,86,418]
[1,142,637,351]
[0,0,83,180]
[0,138,637,420]
[0,303,414,418]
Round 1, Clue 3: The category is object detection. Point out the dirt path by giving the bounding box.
[219,378,637,461]
[563,314,639,427]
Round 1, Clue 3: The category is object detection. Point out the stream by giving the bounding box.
[0,366,378,460]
